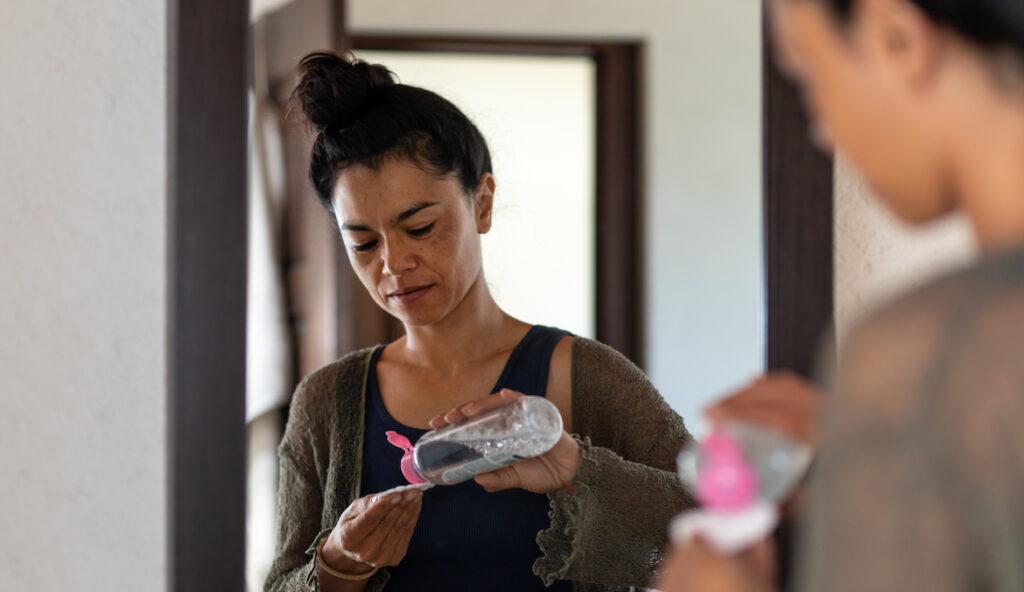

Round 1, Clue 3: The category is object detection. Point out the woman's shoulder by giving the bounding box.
[540,332,648,406]
[280,346,379,454]
[839,248,1024,413]
[848,247,1024,350]
[569,336,647,382]
[289,346,378,415]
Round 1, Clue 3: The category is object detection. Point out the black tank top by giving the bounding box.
[360,325,574,590]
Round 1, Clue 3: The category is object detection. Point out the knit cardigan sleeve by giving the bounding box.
[533,338,697,588]
[263,349,392,592]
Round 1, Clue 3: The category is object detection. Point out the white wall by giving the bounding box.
[0,1,168,589]
[348,0,765,429]
[833,154,976,344]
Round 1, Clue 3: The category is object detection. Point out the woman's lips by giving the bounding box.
[388,285,433,305]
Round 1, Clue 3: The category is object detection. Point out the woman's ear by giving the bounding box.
[861,0,943,92]
[474,173,495,234]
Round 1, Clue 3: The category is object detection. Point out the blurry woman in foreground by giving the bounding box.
[659,0,1024,590]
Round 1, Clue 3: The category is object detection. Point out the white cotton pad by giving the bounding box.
[669,502,778,554]
[374,482,435,499]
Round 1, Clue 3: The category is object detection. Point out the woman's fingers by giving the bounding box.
[459,388,521,417]
[381,494,423,566]
[474,431,582,494]
[654,538,775,592]
[742,538,777,584]
[360,490,423,567]
[474,464,519,493]
[341,490,418,550]
[340,492,403,547]
[705,372,821,445]
[428,389,525,428]
[323,490,424,572]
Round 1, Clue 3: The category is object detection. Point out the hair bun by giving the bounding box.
[292,51,396,133]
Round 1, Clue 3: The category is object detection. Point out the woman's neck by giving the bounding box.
[954,118,1024,252]
[946,58,1024,252]
[396,273,525,373]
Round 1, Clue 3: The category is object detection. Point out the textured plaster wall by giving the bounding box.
[833,154,976,343]
[348,0,765,428]
[0,0,168,589]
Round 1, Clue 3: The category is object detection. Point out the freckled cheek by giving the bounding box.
[345,253,385,299]
[422,227,460,261]
[363,269,384,300]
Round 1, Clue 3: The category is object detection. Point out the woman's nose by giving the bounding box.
[381,240,415,277]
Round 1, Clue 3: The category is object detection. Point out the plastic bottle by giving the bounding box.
[670,423,813,552]
[677,422,813,505]
[385,395,563,486]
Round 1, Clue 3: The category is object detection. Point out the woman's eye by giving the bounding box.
[408,222,435,237]
[351,240,378,253]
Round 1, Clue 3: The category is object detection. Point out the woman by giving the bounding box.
[658,0,1024,590]
[264,52,694,592]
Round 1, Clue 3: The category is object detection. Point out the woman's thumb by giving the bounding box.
[474,467,518,492]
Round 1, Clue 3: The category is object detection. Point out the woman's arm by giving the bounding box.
[534,338,697,588]
[794,299,981,592]
[263,375,331,592]
[265,355,416,592]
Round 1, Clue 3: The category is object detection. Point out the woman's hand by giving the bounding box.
[704,371,821,516]
[428,389,582,494]
[654,538,776,592]
[705,371,822,447]
[320,489,423,577]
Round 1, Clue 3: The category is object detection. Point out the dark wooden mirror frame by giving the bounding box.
[762,2,835,586]
[168,0,249,589]
[167,1,832,588]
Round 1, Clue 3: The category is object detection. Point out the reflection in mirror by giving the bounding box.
[246,0,763,589]
[346,0,765,454]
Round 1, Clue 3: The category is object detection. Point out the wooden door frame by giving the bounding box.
[762,4,834,588]
[167,0,259,589]
[762,14,834,378]
[344,33,646,366]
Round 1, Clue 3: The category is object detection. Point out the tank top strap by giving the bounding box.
[491,325,571,397]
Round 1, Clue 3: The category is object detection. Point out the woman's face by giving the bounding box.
[332,158,493,328]
[769,0,954,223]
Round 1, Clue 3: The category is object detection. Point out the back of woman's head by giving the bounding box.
[290,51,492,213]
[816,0,1024,52]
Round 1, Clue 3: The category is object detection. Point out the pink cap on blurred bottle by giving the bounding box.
[696,427,758,512]
[386,431,428,485]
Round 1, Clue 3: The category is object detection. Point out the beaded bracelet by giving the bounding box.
[316,537,380,581]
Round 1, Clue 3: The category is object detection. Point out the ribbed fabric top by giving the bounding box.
[360,325,573,590]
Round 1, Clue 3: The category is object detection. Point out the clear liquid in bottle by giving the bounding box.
[411,395,563,485]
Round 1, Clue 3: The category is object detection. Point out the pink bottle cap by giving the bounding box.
[385,431,428,485]
[696,427,758,512]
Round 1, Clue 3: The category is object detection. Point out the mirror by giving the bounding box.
[247,0,764,588]
[249,0,765,428]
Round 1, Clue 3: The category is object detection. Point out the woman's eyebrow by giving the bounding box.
[340,202,439,232]
[396,202,439,223]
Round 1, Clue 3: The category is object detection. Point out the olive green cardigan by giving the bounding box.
[264,337,695,591]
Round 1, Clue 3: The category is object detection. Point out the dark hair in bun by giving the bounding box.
[815,0,1024,54]
[290,51,493,213]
